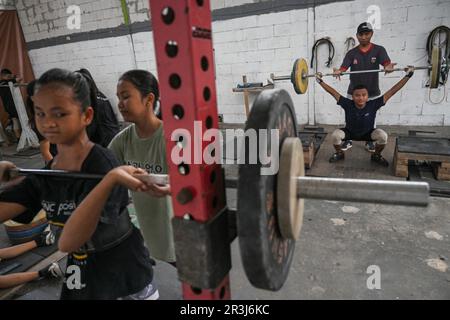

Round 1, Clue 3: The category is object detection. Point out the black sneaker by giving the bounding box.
[38,262,64,280]
[341,140,353,151]
[371,154,389,167]
[365,141,376,153]
[118,281,160,300]
[33,225,55,247]
[329,152,345,163]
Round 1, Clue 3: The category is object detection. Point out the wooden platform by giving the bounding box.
[302,141,314,169]
[298,129,327,170]
[394,136,450,180]
[307,132,402,180]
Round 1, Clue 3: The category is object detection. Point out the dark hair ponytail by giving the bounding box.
[35,68,92,112]
[76,68,101,97]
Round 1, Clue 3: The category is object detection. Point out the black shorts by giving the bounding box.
[341,128,375,141]
[0,88,18,118]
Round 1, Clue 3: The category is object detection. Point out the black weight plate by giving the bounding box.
[237,88,298,291]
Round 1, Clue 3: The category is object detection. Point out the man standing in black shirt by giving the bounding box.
[333,22,396,152]
[0,69,22,142]
[316,66,415,167]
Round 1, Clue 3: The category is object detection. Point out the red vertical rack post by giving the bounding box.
[149,0,231,300]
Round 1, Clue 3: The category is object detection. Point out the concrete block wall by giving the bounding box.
[9,0,450,125]
[211,0,254,10]
[0,0,15,10]
[15,0,125,42]
[28,36,137,110]
[213,9,310,124]
[13,0,152,120]
[0,0,12,4]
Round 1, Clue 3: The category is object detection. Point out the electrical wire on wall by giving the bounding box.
[428,86,446,105]
[426,26,449,104]
[310,37,335,72]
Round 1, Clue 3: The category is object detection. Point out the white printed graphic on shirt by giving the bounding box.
[42,200,76,218]
[125,161,163,174]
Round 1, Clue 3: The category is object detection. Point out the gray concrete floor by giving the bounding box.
[1,125,449,299]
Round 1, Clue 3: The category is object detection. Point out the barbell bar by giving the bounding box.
[296,176,428,206]
[9,168,104,180]
[7,168,169,185]
[270,46,447,94]
[7,166,429,208]
[271,65,432,81]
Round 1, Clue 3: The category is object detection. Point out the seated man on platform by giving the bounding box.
[315,66,415,166]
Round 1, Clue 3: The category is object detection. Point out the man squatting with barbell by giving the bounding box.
[315,66,415,166]
[333,22,397,153]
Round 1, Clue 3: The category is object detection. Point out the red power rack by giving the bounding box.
[149,0,231,300]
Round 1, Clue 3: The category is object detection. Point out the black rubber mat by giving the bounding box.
[397,136,450,156]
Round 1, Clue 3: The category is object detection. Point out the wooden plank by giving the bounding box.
[396,152,409,161]
[303,152,309,168]
[393,143,407,177]
[393,144,399,171]
[438,174,450,181]
[242,75,249,118]
[430,162,450,181]
[441,162,450,169]
[308,144,315,168]
[0,251,66,300]
[395,164,409,177]
[396,158,409,165]
[434,166,450,180]
[436,164,450,181]
[303,142,314,169]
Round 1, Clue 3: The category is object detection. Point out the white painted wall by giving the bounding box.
[12,0,450,125]
[213,9,310,124]
[14,0,152,120]
[0,0,15,10]
[28,36,139,116]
